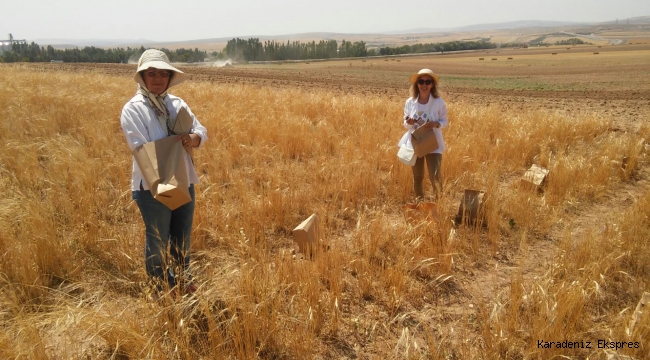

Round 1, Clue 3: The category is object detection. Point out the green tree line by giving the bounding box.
[0,42,208,63]
[377,40,496,55]
[499,36,591,48]
[1,38,501,63]
[223,38,497,61]
[222,38,368,61]
[555,38,590,45]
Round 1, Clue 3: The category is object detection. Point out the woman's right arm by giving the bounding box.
[120,103,150,151]
[403,99,414,129]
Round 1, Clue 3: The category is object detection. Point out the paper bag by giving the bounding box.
[173,107,194,157]
[521,164,549,190]
[411,126,439,158]
[133,136,191,210]
[292,214,321,259]
[455,189,486,226]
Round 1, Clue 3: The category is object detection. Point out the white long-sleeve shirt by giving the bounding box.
[399,95,448,154]
[120,94,208,191]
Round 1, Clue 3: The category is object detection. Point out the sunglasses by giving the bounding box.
[417,78,433,85]
[144,71,171,79]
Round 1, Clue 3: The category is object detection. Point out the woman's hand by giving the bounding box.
[424,121,440,130]
[405,117,415,125]
[176,133,199,147]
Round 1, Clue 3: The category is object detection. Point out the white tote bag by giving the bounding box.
[397,129,418,166]
[397,129,417,166]
[397,144,416,166]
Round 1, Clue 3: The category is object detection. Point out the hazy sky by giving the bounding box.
[1,0,648,42]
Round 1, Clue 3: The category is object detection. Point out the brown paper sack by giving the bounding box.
[411,126,439,158]
[173,107,194,157]
[292,214,321,259]
[456,190,486,226]
[133,136,191,210]
[521,164,549,189]
[403,202,438,224]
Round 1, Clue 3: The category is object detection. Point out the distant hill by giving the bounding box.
[33,16,650,49]
[602,15,650,24]
[391,20,584,34]
[453,20,584,32]
[33,38,155,48]
[35,32,393,49]
[393,17,650,34]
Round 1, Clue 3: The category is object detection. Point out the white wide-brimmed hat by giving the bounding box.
[409,68,439,85]
[134,49,189,89]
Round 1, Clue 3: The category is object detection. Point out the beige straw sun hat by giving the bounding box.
[134,49,189,89]
[409,68,439,85]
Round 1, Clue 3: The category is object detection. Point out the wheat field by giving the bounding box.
[0,64,648,359]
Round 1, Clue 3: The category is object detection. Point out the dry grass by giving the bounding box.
[0,65,648,359]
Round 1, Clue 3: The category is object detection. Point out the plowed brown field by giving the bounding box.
[18,43,650,132]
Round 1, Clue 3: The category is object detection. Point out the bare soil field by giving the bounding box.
[147,21,650,52]
[30,43,650,131]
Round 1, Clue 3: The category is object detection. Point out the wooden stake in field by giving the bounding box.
[455,190,487,227]
[292,214,322,259]
[521,164,550,190]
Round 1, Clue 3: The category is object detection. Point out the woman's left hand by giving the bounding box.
[176,133,197,147]
[424,121,440,130]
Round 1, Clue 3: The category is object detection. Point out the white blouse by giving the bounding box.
[120,94,208,191]
[399,95,448,154]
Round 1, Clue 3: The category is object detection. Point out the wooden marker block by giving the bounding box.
[455,190,486,227]
[292,214,320,259]
[522,164,550,189]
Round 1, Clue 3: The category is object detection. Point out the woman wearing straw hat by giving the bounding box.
[120,49,208,298]
[401,68,448,201]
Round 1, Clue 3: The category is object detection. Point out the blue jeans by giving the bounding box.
[132,184,195,289]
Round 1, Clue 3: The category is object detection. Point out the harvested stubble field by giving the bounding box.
[0,44,649,359]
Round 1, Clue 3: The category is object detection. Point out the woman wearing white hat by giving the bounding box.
[401,68,448,200]
[120,49,208,297]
